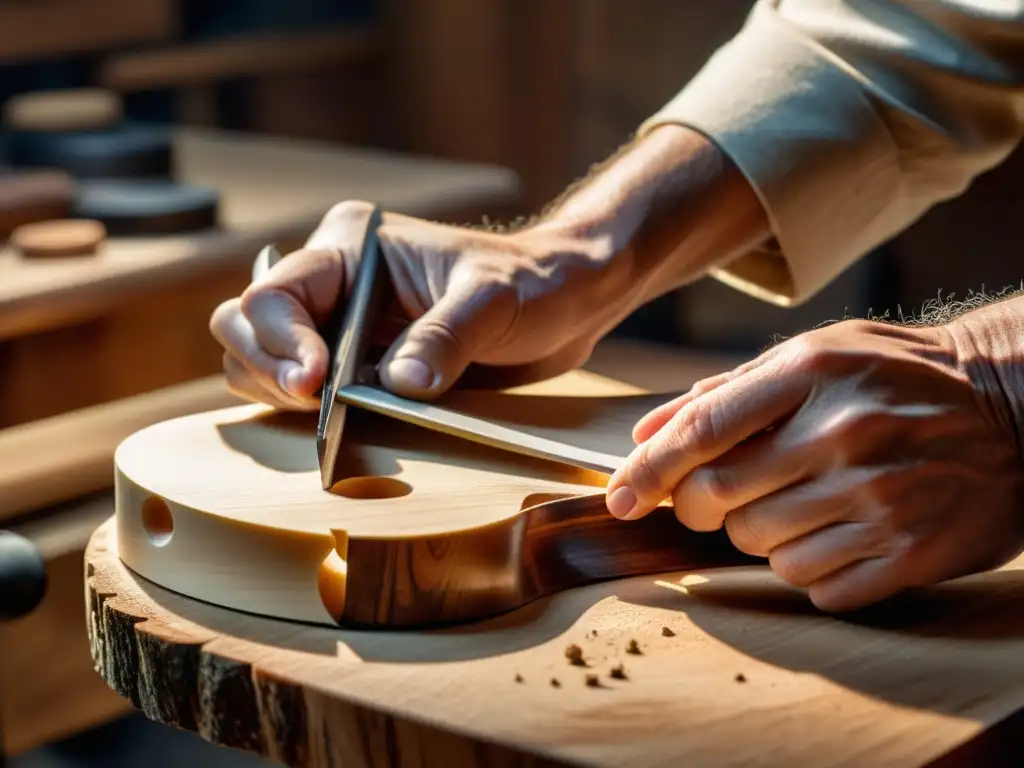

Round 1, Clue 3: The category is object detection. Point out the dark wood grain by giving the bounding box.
[342,495,758,628]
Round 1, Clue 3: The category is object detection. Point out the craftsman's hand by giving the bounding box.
[606,318,1024,612]
[210,201,638,409]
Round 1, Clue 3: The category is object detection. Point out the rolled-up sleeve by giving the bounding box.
[639,0,1024,306]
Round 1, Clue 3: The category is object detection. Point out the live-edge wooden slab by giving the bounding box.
[88,517,1024,768]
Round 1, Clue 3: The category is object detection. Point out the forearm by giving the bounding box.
[946,294,1024,457]
[614,1,1024,307]
[535,124,771,309]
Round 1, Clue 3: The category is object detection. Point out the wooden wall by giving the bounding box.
[386,0,1024,345]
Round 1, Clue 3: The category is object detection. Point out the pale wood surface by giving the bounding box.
[114,364,758,627]
[84,339,1024,765]
[88,513,1024,768]
[0,126,521,342]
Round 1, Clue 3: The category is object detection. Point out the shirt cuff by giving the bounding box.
[637,5,901,306]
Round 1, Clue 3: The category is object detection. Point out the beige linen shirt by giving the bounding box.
[640,0,1024,306]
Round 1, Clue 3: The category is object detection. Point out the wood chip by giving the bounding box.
[550,678,561,688]
[585,674,600,688]
[4,88,122,132]
[735,673,747,683]
[661,626,676,637]
[564,643,585,666]
[609,664,627,680]
[514,673,523,683]
[626,639,641,655]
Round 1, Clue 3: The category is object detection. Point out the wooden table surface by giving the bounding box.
[0,126,521,427]
[83,340,1024,768]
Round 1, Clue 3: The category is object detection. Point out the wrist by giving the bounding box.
[531,123,771,306]
[944,295,1024,456]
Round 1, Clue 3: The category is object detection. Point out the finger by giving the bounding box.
[768,522,891,589]
[722,472,870,555]
[671,428,814,533]
[222,352,311,411]
[606,357,810,520]
[806,557,903,613]
[378,264,518,399]
[632,387,716,445]
[632,353,777,444]
[210,298,311,398]
[240,287,330,400]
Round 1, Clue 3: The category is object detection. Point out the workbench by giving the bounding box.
[82,340,1024,768]
[0,126,521,426]
[0,126,520,756]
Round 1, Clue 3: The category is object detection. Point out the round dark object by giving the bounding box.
[0,531,47,622]
[72,179,220,235]
[7,122,173,180]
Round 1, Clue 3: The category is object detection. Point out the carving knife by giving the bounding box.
[251,205,388,490]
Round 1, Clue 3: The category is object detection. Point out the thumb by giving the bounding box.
[378,280,515,399]
[240,286,330,400]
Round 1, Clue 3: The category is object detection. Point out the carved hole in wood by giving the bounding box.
[318,531,349,621]
[141,495,173,547]
[329,476,413,500]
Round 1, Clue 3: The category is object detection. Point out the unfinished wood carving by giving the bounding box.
[114,371,753,628]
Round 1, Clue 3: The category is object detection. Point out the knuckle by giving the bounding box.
[322,199,375,227]
[724,508,771,556]
[675,401,722,455]
[625,443,665,501]
[412,316,465,354]
[239,281,273,316]
[691,465,738,507]
[209,297,240,336]
[768,547,815,587]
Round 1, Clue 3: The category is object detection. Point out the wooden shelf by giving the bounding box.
[98,25,379,92]
[0,0,175,64]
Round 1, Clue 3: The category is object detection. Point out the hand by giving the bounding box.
[605,318,1024,612]
[210,201,638,410]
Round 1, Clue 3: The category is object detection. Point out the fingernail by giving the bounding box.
[385,357,435,391]
[278,362,305,395]
[606,486,637,519]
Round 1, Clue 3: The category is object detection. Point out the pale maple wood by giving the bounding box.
[87,514,1024,767]
[114,367,752,627]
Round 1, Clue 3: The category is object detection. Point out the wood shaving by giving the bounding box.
[564,643,586,666]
